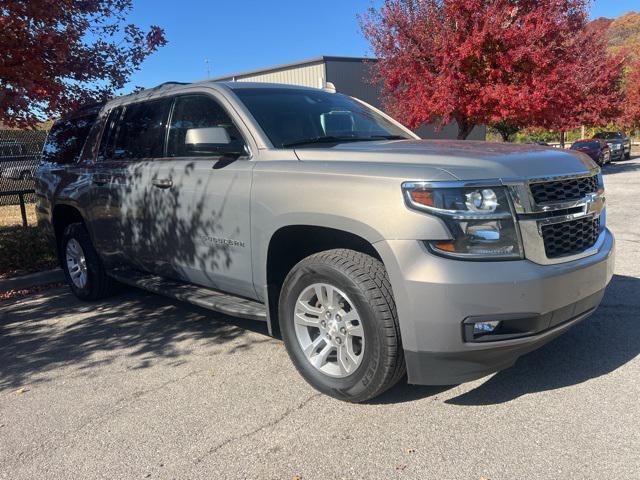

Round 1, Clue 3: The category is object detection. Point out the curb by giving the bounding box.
[0,268,64,293]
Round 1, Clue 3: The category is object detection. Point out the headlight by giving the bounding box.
[402,182,523,260]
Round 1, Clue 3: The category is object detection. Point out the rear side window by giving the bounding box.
[103,98,172,160]
[166,95,244,157]
[42,114,97,164]
[97,107,123,160]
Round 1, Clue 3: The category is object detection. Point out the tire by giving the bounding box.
[279,249,405,402]
[60,223,115,301]
[625,151,631,160]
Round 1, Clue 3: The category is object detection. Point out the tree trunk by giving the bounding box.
[456,119,475,140]
[560,131,566,148]
[499,130,511,142]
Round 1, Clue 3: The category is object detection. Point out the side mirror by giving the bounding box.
[184,127,245,157]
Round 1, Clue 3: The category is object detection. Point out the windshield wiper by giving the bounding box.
[368,135,407,140]
[281,135,407,148]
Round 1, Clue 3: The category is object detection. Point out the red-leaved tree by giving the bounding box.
[538,16,625,138]
[0,0,167,128]
[622,61,640,129]
[362,0,623,140]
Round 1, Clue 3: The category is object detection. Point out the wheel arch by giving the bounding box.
[51,203,87,257]
[263,224,384,338]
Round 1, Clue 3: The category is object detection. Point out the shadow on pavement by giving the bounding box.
[601,155,640,175]
[446,274,640,405]
[2,274,638,404]
[0,286,271,391]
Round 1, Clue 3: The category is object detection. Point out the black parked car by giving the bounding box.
[570,139,611,166]
[593,131,631,160]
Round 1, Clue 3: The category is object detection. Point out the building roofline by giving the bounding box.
[210,55,377,81]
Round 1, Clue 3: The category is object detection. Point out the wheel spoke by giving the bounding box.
[346,323,364,337]
[313,285,326,307]
[325,284,336,309]
[296,300,322,316]
[302,335,325,360]
[294,311,321,328]
[311,343,333,369]
[337,345,351,374]
[341,310,359,324]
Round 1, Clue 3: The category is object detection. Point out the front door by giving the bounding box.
[143,93,255,298]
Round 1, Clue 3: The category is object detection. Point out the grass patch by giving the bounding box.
[0,204,37,227]
[0,225,58,279]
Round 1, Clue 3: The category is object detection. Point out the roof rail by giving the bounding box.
[153,81,190,89]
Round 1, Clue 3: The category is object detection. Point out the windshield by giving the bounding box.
[594,132,621,140]
[232,87,412,148]
[571,141,599,149]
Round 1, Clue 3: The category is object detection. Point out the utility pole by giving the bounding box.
[205,59,211,78]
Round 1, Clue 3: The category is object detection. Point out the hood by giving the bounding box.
[294,140,596,181]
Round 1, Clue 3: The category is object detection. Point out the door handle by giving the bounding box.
[152,178,173,189]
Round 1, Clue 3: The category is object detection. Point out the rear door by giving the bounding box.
[89,98,172,271]
[142,92,255,298]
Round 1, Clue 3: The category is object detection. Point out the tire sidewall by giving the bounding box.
[280,262,387,401]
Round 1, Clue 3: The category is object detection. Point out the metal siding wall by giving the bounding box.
[326,59,486,140]
[325,60,382,108]
[234,63,325,88]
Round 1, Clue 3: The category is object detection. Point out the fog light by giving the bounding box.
[473,321,501,335]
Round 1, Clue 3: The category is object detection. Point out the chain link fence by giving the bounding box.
[0,130,48,207]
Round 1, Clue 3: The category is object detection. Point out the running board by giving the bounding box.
[108,269,267,321]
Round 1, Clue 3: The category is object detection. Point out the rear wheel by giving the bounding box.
[61,223,115,300]
[279,249,405,402]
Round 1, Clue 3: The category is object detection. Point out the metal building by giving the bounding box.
[212,55,486,140]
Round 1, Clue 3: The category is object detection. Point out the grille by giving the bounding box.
[530,175,598,204]
[541,216,600,258]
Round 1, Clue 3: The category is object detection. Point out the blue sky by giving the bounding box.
[123,0,639,92]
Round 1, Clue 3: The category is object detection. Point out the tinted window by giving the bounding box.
[594,132,623,140]
[42,115,97,164]
[167,95,244,157]
[110,98,171,159]
[571,141,600,149]
[233,88,411,148]
[97,107,123,161]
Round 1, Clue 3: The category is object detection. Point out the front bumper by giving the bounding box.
[610,149,624,160]
[375,229,615,385]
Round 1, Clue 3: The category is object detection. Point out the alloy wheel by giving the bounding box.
[66,238,88,289]
[293,283,365,378]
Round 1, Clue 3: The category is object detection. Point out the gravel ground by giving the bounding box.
[1,157,639,480]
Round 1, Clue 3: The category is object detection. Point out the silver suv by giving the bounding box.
[35,81,615,402]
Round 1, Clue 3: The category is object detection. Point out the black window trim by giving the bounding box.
[42,112,99,165]
[163,92,251,161]
[95,92,252,162]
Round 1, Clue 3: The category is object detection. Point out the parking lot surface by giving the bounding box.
[1,158,639,480]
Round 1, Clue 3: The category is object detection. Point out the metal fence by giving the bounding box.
[0,129,48,208]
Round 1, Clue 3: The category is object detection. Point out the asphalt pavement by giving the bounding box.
[1,157,639,480]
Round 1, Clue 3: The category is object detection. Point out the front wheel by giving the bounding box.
[625,150,631,160]
[61,223,115,300]
[279,249,405,402]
